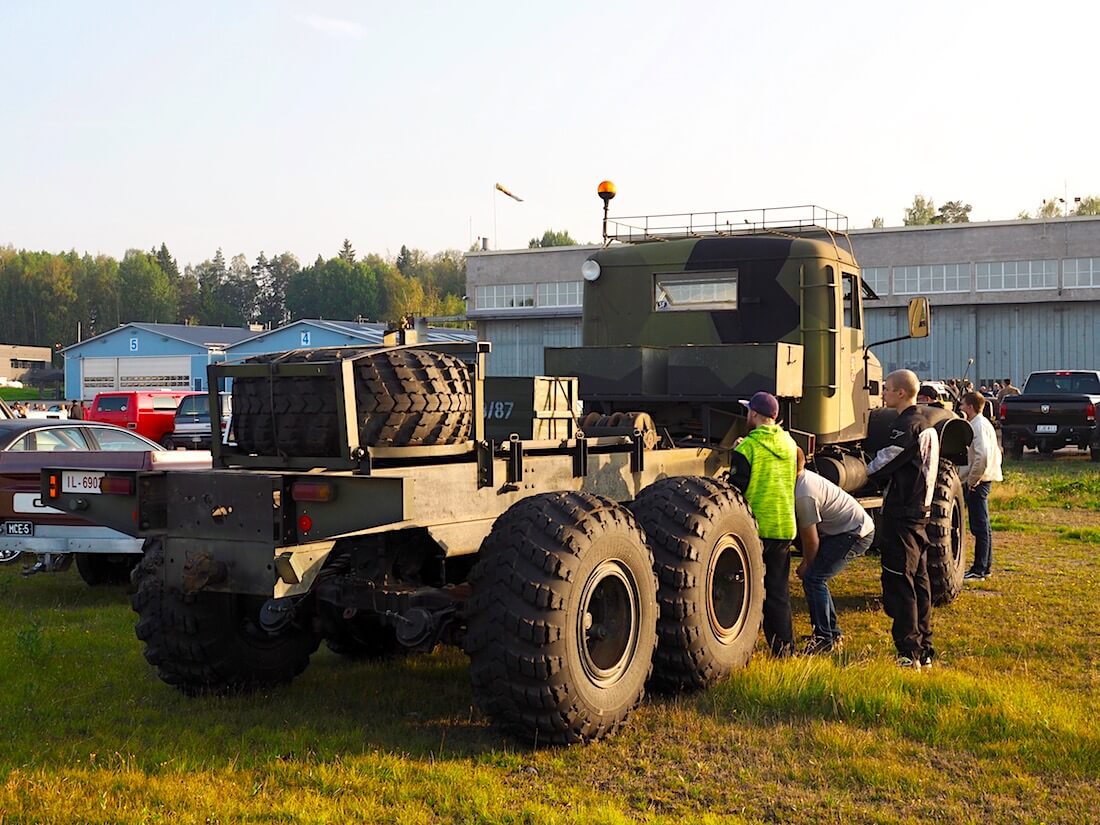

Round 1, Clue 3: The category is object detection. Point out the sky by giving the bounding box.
[2,0,1099,269]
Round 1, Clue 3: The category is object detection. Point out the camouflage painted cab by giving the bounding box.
[547,217,890,447]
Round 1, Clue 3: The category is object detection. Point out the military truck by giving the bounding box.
[41,189,967,745]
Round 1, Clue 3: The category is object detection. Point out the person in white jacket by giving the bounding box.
[959,391,1003,580]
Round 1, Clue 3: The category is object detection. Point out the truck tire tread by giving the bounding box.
[130,540,320,694]
[465,492,657,745]
[629,477,764,692]
[927,460,967,606]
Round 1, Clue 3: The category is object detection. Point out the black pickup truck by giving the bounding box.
[999,370,1100,460]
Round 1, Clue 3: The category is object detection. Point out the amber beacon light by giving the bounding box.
[598,180,617,244]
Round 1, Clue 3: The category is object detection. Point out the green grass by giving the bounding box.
[1,456,1099,823]
[0,387,40,402]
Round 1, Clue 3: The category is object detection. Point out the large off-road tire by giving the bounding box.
[75,552,139,587]
[353,348,472,447]
[130,540,321,694]
[232,349,472,457]
[0,549,21,564]
[465,492,658,745]
[629,477,765,692]
[927,460,967,607]
[233,373,343,457]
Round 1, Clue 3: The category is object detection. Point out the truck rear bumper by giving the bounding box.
[1002,424,1099,448]
[0,529,143,556]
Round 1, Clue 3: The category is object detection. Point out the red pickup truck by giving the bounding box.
[87,390,200,448]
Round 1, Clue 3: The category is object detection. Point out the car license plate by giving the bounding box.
[2,521,33,536]
[1036,424,1057,434]
[62,471,104,494]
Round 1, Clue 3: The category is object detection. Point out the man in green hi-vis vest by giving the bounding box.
[730,391,798,657]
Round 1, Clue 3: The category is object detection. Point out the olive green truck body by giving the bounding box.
[42,209,965,745]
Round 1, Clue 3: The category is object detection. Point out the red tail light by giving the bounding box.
[998,403,1007,421]
[100,476,134,495]
[1087,402,1096,423]
[291,481,336,502]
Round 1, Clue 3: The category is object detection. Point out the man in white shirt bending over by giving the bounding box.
[794,448,876,654]
[959,391,1003,581]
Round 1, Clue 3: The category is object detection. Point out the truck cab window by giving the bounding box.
[842,272,861,329]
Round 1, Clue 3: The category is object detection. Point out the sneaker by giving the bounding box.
[896,654,922,671]
[963,571,985,581]
[919,650,934,669]
[803,636,835,655]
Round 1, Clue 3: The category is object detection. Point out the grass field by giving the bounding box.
[1,455,1098,823]
[0,387,40,402]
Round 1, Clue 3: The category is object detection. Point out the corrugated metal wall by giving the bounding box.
[867,302,1100,386]
[480,318,582,376]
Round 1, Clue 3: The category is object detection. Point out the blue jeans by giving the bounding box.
[966,481,992,575]
[802,530,875,641]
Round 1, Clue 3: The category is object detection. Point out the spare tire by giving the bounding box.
[233,348,472,456]
[354,348,472,447]
[927,459,967,606]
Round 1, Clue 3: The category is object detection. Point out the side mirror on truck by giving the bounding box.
[907,297,930,339]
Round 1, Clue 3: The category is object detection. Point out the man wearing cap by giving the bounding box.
[730,391,798,657]
[916,385,946,410]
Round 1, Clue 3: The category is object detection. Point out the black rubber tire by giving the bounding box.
[465,492,658,745]
[75,553,139,587]
[354,349,472,447]
[159,434,174,450]
[232,349,472,456]
[629,477,765,692]
[1006,443,1024,460]
[0,549,22,564]
[233,374,341,457]
[927,460,967,607]
[1091,446,1100,463]
[130,540,321,695]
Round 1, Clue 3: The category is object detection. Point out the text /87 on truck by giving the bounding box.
[41,185,971,745]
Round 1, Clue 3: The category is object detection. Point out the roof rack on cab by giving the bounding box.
[603,203,854,260]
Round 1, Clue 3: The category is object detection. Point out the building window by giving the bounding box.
[475,284,535,309]
[861,267,890,296]
[894,263,970,294]
[1064,258,1100,288]
[536,281,583,307]
[976,260,1057,291]
[10,359,47,369]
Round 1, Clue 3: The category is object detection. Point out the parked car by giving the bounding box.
[167,392,232,450]
[999,370,1100,460]
[87,390,199,447]
[23,403,70,420]
[0,419,211,582]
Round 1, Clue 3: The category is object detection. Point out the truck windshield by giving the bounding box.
[1023,373,1100,394]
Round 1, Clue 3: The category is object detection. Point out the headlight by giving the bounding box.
[581,260,601,282]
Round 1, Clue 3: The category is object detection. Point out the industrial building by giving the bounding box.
[0,343,52,384]
[466,215,1100,388]
[62,320,476,399]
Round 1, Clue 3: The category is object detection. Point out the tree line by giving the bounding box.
[0,241,468,351]
[870,194,1100,227]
